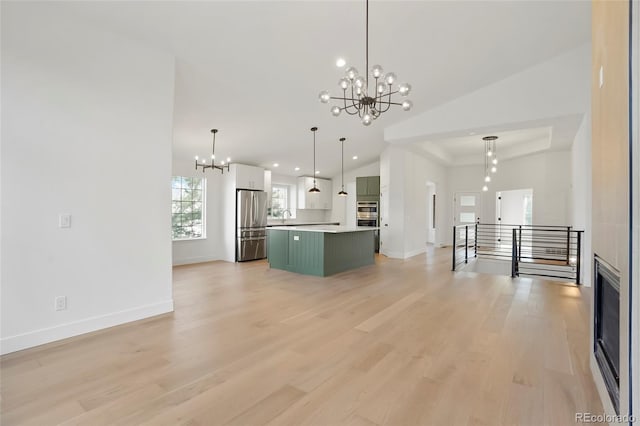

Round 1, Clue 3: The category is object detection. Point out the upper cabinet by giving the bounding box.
[356,176,380,200]
[233,164,265,190]
[297,176,332,210]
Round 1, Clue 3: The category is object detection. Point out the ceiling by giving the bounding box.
[416,113,586,166]
[38,1,591,177]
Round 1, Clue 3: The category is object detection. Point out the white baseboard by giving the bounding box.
[381,248,427,259]
[0,300,174,355]
[172,255,219,266]
[403,248,427,259]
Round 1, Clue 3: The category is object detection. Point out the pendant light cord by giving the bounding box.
[341,138,345,190]
[365,0,369,91]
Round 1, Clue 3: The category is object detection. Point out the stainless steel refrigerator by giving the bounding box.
[236,189,268,261]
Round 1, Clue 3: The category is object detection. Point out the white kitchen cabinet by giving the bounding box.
[317,179,333,209]
[233,164,265,190]
[297,176,332,210]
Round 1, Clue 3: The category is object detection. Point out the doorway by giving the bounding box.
[426,182,436,245]
[495,188,533,226]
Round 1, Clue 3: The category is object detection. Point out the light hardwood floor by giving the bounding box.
[1,248,604,425]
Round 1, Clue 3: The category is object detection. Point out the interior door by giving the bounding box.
[454,192,480,243]
[379,184,389,255]
[454,192,480,225]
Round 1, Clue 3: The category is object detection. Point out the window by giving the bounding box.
[172,176,205,240]
[270,184,295,218]
[271,184,288,217]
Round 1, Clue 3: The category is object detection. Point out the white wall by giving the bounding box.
[171,160,224,265]
[447,150,572,230]
[570,113,592,286]
[385,44,590,143]
[330,161,380,225]
[380,146,448,259]
[1,4,175,354]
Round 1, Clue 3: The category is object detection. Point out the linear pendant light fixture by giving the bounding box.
[481,136,498,191]
[318,0,413,125]
[309,127,320,193]
[194,129,230,174]
[338,137,348,196]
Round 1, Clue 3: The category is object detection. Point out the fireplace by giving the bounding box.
[593,255,621,414]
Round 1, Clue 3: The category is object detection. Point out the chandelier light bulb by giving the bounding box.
[202,158,206,164]
[195,155,199,160]
[339,78,350,90]
[331,106,341,116]
[345,66,358,80]
[354,76,366,89]
[484,176,491,183]
[398,83,412,96]
[491,166,497,173]
[227,157,231,162]
[362,114,373,126]
[493,158,498,165]
[482,185,488,192]
[401,100,413,111]
[371,64,384,78]
[319,90,330,103]
[336,58,346,67]
[384,72,397,85]
[487,150,493,157]
[377,82,388,94]
[355,86,362,95]
[220,160,225,165]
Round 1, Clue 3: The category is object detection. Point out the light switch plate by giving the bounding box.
[59,214,71,228]
[293,235,300,241]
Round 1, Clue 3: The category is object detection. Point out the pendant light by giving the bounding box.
[194,129,230,174]
[338,137,348,196]
[309,127,320,193]
[481,136,498,191]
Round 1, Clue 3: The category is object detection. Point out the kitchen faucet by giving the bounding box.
[282,209,292,223]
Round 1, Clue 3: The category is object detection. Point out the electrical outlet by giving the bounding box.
[59,214,71,228]
[55,296,67,311]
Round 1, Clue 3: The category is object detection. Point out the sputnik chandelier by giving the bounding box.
[482,136,499,191]
[318,0,413,126]
[195,129,230,174]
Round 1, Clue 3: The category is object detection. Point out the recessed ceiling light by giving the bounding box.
[273,163,279,167]
[336,58,346,68]
[315,170,320,174]
[352,155,358,160]
[294,167,300,171]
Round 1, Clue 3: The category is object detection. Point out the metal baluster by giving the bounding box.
[576,231,582,285]
[511,228,517,278]
[465,225,468,264]
[451,226,456,271]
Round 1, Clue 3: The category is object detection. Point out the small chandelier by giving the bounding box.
[482,136,498,191]
[318,0,413,126]
[309,127,320,193]
[338,137,348,196]
[194,129,230,174]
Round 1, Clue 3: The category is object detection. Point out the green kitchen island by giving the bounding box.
[266,225,376,277]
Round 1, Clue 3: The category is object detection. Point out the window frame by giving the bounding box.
[171,176,207,241]
[270,183,296,218]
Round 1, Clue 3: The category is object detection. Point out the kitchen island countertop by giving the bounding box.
[267,225,378,233]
